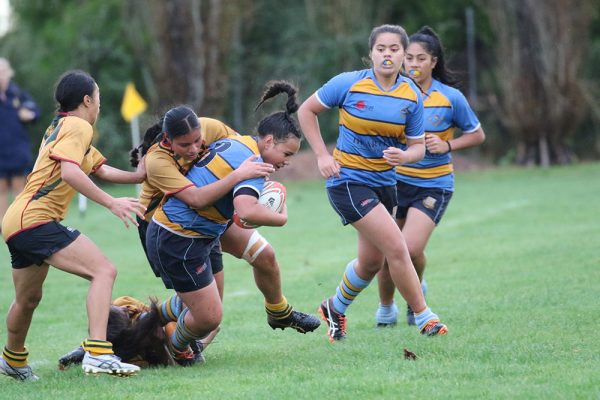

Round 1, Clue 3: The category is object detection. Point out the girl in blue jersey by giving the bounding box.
[375,26,486,327]
[298,24,447,341]
[145,82,319,361]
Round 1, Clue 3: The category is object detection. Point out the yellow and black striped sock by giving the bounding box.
[265,296,293,320]
[3,346,28,368]
[81,339,113,356]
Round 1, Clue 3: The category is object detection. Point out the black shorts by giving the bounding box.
[138,216,223,282]
[394,181,453,225]
[145,221,218,293]
[327,182,397,225]
[6,221,81,269]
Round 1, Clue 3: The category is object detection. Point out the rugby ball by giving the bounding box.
[233,180,286,229]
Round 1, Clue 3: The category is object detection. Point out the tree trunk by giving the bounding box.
[486,0,593,165]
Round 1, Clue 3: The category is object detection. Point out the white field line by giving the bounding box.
[226,290,252,298]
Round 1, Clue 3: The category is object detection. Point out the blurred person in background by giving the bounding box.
[0,58,41,227]
[375,26,485,327]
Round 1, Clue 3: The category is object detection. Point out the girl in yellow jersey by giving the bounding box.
[0,70,146,381]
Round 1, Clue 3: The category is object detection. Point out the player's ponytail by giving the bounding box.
[255,80,302,142]
[130,117,165,167]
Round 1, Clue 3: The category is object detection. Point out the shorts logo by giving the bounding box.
[360,198,375,207]
[65,226,75,232]
[422,196,437,210]
[195,263,207,275]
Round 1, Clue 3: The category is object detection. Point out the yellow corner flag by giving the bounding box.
[121,83,148,122]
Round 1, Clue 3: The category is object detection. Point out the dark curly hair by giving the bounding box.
[254,80,302,143]
[108,298,174,367]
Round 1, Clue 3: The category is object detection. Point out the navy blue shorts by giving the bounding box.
[138,216,223,283]
[394,181,453,225]
[327,182,397,225]
[6,221,81,269]
[145,222,219,293]
[0,166,32,179]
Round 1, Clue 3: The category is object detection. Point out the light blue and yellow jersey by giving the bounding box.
[152,136,264,238]
[395,79,480,191]
[316,68,424,188]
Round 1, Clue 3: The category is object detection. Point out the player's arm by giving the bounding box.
[61,161,144,227]
[233,190,287,227]
[298,94,340,178]
[175,155,274,210]
[93,160,146,184]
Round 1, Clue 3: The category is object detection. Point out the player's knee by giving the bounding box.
[92,261,117,282]
[362,260,384,275]
[19,290,43,311]
[188,307,222,334]
[251,245,278,271]
[205,311,222,332]
[258,245,276,264]
[409,250,426,266]
[242,231,271,264]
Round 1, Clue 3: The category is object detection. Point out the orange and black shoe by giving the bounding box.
[168,344,196,367]
[268,310,321,333]
[420,319,448,337]
[318,298,347,342]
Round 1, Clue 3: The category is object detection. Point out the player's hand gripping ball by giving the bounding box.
[233,180,286,229]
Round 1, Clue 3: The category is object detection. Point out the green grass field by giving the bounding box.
[1,163,599,399]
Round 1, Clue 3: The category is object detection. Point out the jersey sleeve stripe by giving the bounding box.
[90,158,107,174]
[165,183,194,197]
[48,155,81,166]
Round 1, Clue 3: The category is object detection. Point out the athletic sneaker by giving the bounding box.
[189,340,206,365]
[375,302,398,327]
[0,358,39,381]
[318,298,347,342]
[268,310,321,333]
[420,320,448,337]
[58,345,85,370]
[168,344,197,367]
[82,352,140,376]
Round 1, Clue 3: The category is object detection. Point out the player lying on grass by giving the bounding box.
[58,295,217,369]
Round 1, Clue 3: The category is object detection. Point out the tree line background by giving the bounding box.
[1,0,599,168]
